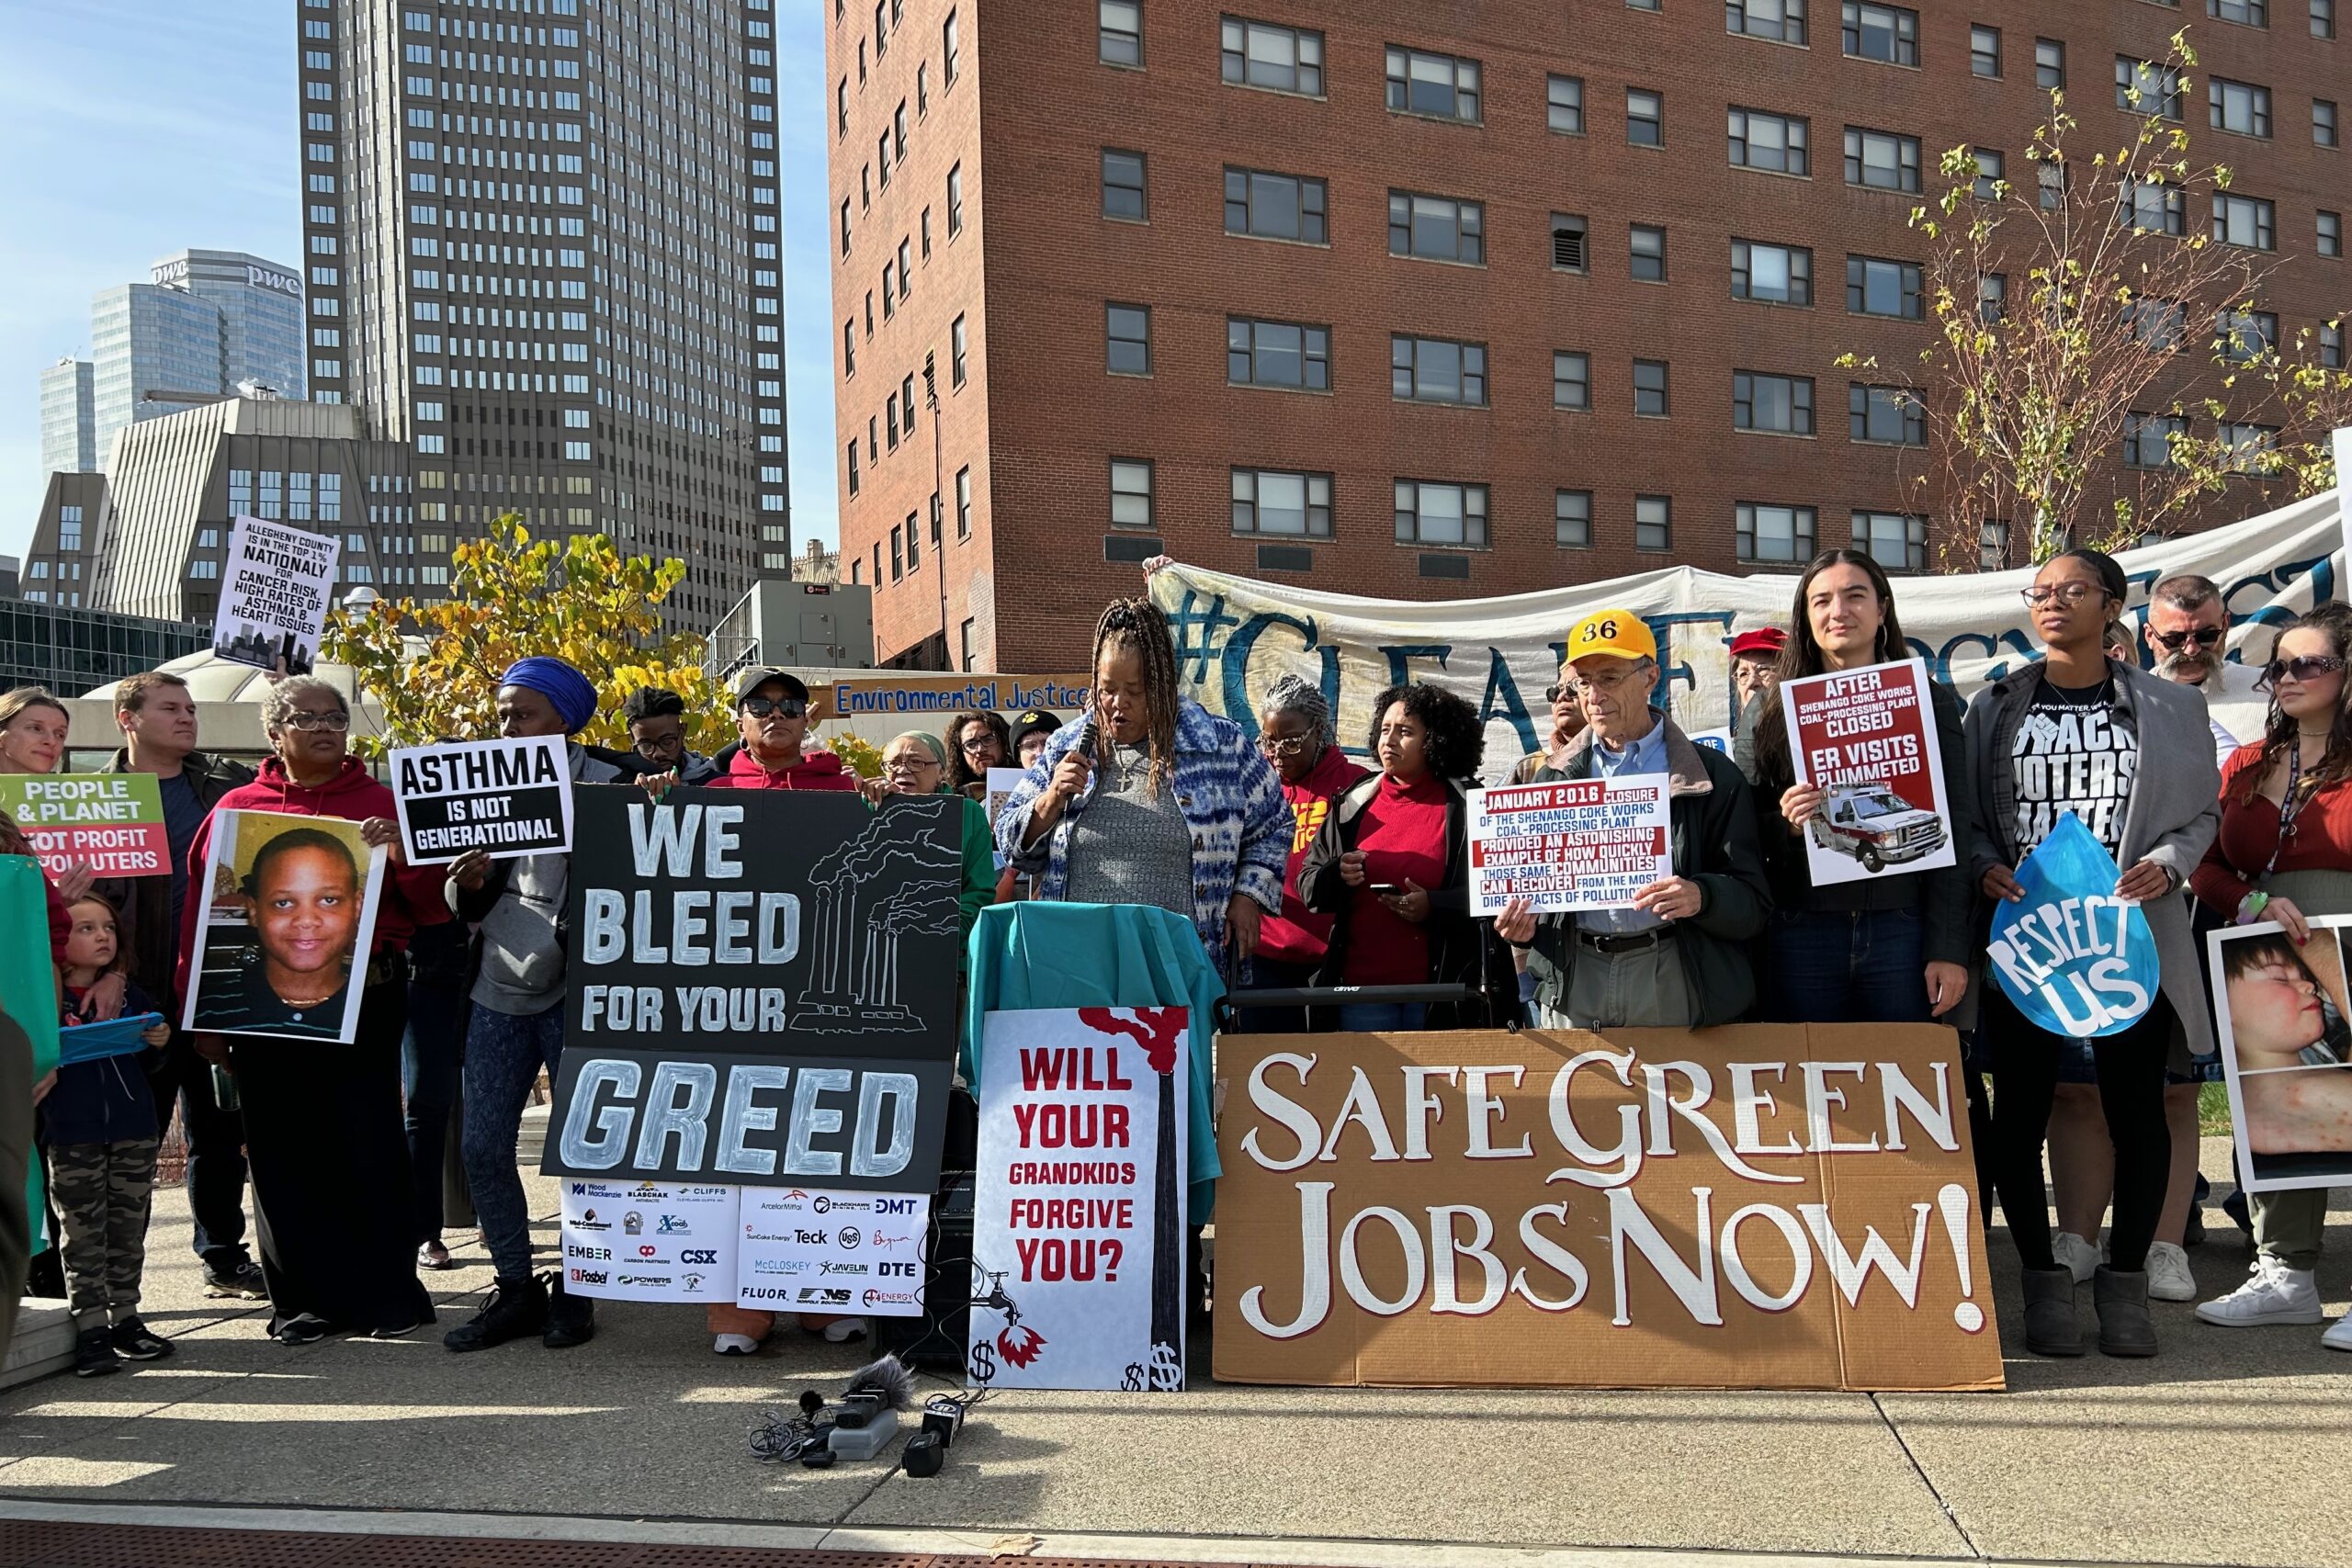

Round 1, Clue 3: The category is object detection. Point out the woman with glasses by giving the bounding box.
[1962,548,2220,1359]
[178,677,455,1344]
[866,730,997,946]
[1736,550,1973,1026]
[945,711,1012,802]
[1242,675,1368,1030]
[2189,604,2352,1350]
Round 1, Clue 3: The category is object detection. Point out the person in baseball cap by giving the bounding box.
[1010,708,1060,769]
[1493,606,1770,1030]
[1728,627,1789,734]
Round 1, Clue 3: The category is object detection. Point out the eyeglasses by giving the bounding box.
[1570,667,1649,695]
[1257,734,1311,756]
[958,735,999,754]
[2151,626,2226,652]
[280,711,349,732]
[2020,582,2110,608]
[740,696,806,718]
[885,754,942,770]
[1544,684,1579,705]
[2257,654,2347,690]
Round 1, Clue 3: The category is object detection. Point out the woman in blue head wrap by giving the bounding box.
[495,657,600,735]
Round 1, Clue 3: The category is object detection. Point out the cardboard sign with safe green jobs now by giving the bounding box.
[1214,1025,2002,1392]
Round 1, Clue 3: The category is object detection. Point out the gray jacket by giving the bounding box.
[464,743,622,1016]
[1958,659,2220,1047]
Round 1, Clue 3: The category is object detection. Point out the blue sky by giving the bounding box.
[0,0,839,562]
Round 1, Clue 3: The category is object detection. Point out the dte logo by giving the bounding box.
[876,1197,920,1215]
[680,1249,718,1265]
[877,1261,917,1278]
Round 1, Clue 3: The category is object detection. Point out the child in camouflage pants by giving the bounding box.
[44,897,174,1377]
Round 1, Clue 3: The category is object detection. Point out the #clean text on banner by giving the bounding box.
[0,773,169,878]
[390,735,574,864]
[1467,776,1672,916]
[971,1008,1189,1392]
[212,515,339,677]
[739,1187,932,1316]
[1779,658,1956,886]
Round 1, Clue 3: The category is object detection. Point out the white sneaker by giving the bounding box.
[2145,1241,2196,1303]
[713,1333,759,1356]
[821,1315,869,1344]
[2323,1316,2352,1352]
[2052,1231,2101,1283]
[2195,1257,2323,1326]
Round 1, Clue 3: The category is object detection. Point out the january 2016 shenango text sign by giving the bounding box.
[1779,658,1956,888]
[1215,1026,2002,1392]
[543,785,964,1191]
[390,735,573,864]
[0,773,169,878]
[1466,775,1672,915]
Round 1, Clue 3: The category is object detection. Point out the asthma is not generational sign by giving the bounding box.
[390,735,574,864]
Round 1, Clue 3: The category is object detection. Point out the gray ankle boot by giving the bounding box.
[2022,1267,2083,1357]
[2093,1265,2158,1358]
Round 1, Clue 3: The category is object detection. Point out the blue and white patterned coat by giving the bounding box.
[998,698,1293,974]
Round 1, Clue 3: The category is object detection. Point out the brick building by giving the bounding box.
[828,0,2349,671]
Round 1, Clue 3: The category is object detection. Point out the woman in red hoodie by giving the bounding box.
[179,677,450,1343]
[1240,674,1368,1030]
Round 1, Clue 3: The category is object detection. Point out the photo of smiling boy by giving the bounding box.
[185,811,386,1043]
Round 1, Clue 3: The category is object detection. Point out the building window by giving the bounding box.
[2036,38,2066,89]
[1555,490,1593,547]
[1728,107,1809,175]
[1972,24,2002,76]
[1385,46,1481,122]
[2316,99,2339,146]
[1847,254,1924,318]
[2219,422,2280,475]
[2211,0,2267,25]
[1232,468,1333,536]
[1845,126,1921,191]
[1854,510,1928,570]
[2213,192,2277,249]
[1973,147,2005,199]
[1635,495,1672,551]
[956,466,974,536]
[1553,351,1591,410]
[890,525,903,581]
[1226,168,1329,243]
[1736,502,1815,562]
[1978,273,2008,322]
[947,164,964,236]
[952,314,969,386]
[2319,0,2339,38]
[1980,520,2010,570]
[1395,480,1487,547]
[2322,210,2344,255]
[1735,371,1816,434]
[1102,148,1148,220]
[2319,322,2344,368]
[2123,412,2188,468]
[1550,213,1589,272]
[2211,77,2273,137]
[1634,359,1670,417]
[1626,88,1663,145]
[1110,458,1153,526]
[1230,318,1332,390]
[1390,191,1484,264]
[1107,303,1151,374]
[897,239,912,299]
[1732,238,1813,304]
[1223,17,1324,95]
[1547,74,1584,133]
[1843,3,1919,65]
[1849,383,1926,445]
[2123,179,2187,234]
[1630,224,1668,280]
[944,9,960,83]
[2117,57,2185,119]
[1100,0,1141,66]
[2216,307,2278,360]
[2125,295,2188,350]
[1390,335,1485,404]
[1728,0,1807,45]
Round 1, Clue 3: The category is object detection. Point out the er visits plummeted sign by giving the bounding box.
[1779,658,1956,887]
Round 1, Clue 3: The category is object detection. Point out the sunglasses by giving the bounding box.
[2151,627,2226,652]
[2257,655,2348,690]
[1544,684,1579,704]
[740,696,807,718]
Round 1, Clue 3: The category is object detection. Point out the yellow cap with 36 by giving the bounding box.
[1565,608,1657,662]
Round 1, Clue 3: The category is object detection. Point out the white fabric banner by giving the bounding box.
[1148,491,2343,784]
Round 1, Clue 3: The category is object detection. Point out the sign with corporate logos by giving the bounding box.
[737,1186,931,1316]
[558,1179,739,1303]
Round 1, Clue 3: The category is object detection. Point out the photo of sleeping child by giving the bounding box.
[2208,919,2352,1192]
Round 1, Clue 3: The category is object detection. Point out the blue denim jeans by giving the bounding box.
[1338,1002,1427,1032]
[460,1002,567,1282]
[1762,908,1927,1023]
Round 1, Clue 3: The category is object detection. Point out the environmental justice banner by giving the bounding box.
[821,673,1091,721]
[558,1178,739,1303]
[390,735,574,864]
[1778,658,1956,886]
[1147,488,2338,784]
[1986,814,2157,1037]
[739,1187,932,1316]
[1215,1024,2002,1392]
[970,1008,1189,1392]
[211,515,339,678]
[2207,917,2352,1195]
[544,786,964,1190]
[181,808,388,1044]
[0,773,169,879]
[1466,775,1672,916]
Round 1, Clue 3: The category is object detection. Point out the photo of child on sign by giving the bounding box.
[2209,919,2352,1192]
[183,809,387,1043]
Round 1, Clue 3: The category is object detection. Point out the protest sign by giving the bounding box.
[212,515,339,677]
[390,735,573,864]
[984,766,1026,870]
[545,785,963,1190]
[971,1008,1188,1392]
[59,1014,166,1066]
[1148,487,2336,781]
[739,1187,932,1316]
[558,1178,739,1303]
[1985,814,2157,1037]
[1214,1023,2001,1392]
[1466,776,1671,916]
[0,773,169,878]
[823,674,1091,721]
[2207,918,2352,1194]
[1778,658,1955,886]
[180,809,387,1044]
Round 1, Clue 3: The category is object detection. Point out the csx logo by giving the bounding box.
[876,1197,920,1215]
[878,1261,917,1278]
[680,1249,718,1265]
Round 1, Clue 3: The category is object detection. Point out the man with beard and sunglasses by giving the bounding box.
[2142,573,2267,761]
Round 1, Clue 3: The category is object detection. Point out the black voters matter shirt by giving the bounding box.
[2009,676,2139,857]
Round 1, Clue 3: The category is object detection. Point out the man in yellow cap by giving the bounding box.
[1495,608,1770,1028]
